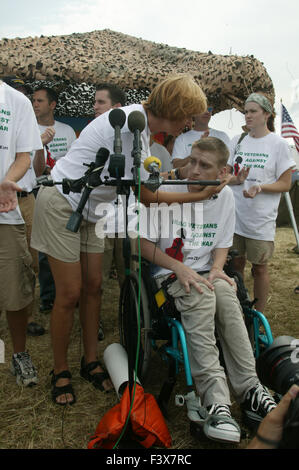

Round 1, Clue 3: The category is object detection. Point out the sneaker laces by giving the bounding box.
[250,384,276,413]
[208,403,231,418]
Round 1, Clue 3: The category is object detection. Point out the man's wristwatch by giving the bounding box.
[174,168,181,180]
[167,168,181,180]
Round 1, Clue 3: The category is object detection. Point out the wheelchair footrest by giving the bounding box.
[175,391,208,423]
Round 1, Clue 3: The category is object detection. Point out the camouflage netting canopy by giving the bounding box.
[1,29,275,117]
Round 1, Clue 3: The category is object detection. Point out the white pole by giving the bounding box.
[283,191,299,253]
[280,101,299,253]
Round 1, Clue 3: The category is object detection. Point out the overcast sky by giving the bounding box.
[1,0,299,138]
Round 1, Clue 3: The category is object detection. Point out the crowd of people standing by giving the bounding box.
[0,73,296,447]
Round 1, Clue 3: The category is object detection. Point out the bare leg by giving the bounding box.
[79,252,112,391]
[232,255,246,278]
[251,263,270,313]
[48,255,81,404]
[6,305,30,353]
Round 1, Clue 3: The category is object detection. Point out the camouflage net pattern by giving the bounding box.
[0,29,275,117]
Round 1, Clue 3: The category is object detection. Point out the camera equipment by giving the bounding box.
[256,335,299,448]
[108,108,127,179]
[256,336,299,394]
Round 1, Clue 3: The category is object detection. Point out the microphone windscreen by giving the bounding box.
[95,147,110,166]
[128,111,146,133]
[108,108,126,129]
[144,156,161,172]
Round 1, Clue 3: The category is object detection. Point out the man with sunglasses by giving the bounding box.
[172,106,231,168]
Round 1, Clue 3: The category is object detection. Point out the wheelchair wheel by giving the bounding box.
[119,271,152,383]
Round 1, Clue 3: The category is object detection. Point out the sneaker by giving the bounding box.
[98,321,105,341]
[204,404,241,443]
[10,351,38,387]
[241,383,277,429]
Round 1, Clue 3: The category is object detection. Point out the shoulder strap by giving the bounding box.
[236,131,247,147]
[233,131,248,158]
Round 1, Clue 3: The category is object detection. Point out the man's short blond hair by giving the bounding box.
[192,137,229,168]
[143,74,207,121]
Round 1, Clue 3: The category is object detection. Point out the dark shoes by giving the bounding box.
[27,321,45,336]
[50,359,113,405]
[50,369,76,406]
[241,383,277,430]
[80,356,112,392]
[39,301,54,313]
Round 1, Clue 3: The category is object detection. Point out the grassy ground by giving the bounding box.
[0,227,298,450]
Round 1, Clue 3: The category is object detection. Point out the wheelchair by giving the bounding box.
[119,251,274,423]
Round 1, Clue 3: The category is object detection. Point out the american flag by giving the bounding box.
[281,103,299,153]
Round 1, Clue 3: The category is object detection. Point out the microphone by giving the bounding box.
[128,111,146,134]
[109,108,127,153]
[144,156,161,174]
[128,111,145,170]
[143,156,163,193]
[108,108,126,178]
[66,147,110,232]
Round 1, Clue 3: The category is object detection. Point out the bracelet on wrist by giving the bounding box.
[174,168,181,180]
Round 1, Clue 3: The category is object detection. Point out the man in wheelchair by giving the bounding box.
[139,137,277,444]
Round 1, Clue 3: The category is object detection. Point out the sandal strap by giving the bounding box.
[51,382,76,405]
[52,383,74,399]
[50,369,72,384]
[88,371,109,391]
[83,360,102,374]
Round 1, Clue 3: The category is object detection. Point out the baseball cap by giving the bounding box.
[2,75,32,94]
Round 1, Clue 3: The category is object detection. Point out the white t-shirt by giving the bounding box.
[227,132,296,241]
[17,121,76,193]
[39,120,76,163]
[172,128,231,161]
[51,104,150,224]
[139,184,235,277]
[0,82,42,224]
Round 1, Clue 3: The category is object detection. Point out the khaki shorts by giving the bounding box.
[232,233,274,265]
[0,224,35,311]
[31,186,105,263]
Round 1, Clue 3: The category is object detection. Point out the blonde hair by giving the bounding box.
[143,74,207,121]
[191,137,229,167]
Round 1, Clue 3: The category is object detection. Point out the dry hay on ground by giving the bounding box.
[0,227,298,450]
